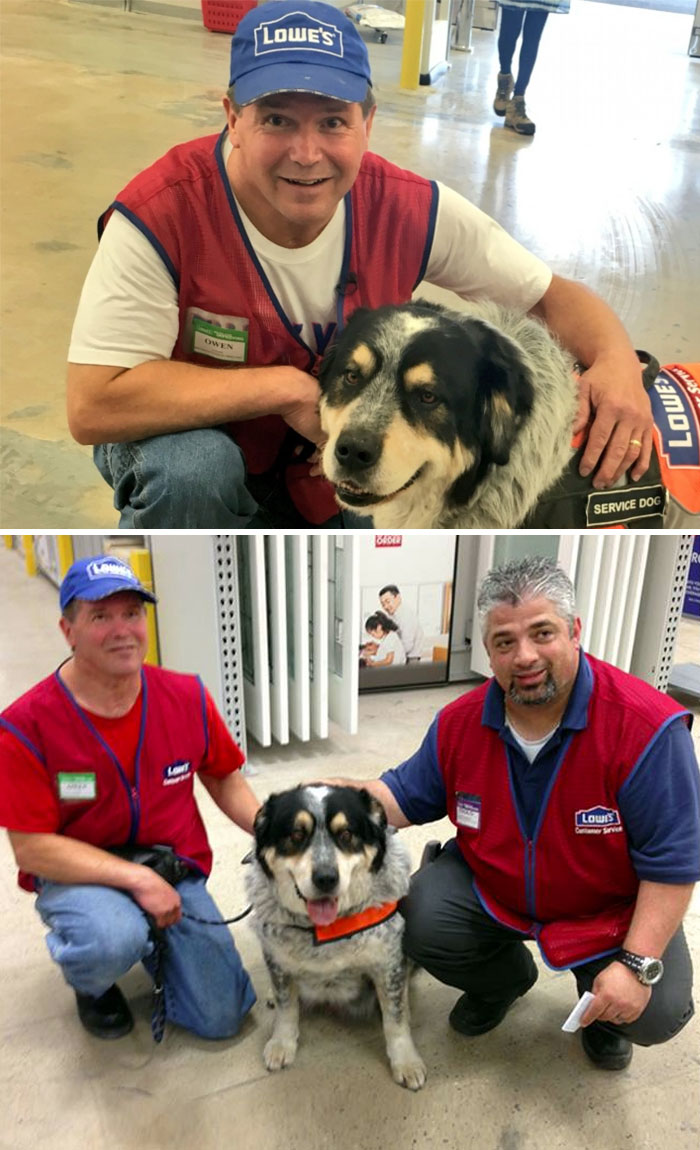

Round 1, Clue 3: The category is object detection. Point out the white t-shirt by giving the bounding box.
[369,631,407,666]
[68,145,552,366]
[392,602,424,659]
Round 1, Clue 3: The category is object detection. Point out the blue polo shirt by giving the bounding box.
[380,654,700,884]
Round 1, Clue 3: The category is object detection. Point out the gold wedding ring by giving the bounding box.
[629,439,643,447]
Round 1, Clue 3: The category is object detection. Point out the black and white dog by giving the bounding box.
[319,299,699,529]
[246,784,426,1090]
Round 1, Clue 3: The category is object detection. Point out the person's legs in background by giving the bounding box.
[505,11,549,135]
[493,5,524,115]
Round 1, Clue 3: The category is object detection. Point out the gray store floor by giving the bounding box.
[1,0,699,527]
[1,545,699,1150]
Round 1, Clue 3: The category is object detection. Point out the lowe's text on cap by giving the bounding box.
[229,1,372,107]
[60,555,157,611]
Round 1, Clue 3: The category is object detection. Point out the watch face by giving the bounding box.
[641,958,664,985]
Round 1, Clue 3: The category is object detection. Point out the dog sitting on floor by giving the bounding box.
[246,784,426,1091]
[318,299,699,529]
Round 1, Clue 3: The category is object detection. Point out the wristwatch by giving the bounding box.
[617,949,664,986]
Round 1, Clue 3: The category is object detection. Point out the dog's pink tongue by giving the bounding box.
[306,897,339,926]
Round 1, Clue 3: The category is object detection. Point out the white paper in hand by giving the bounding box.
[561,990,596,1032]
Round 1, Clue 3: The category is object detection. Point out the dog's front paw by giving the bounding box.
[391,1054,427,1091]
[263,1036,298,1072]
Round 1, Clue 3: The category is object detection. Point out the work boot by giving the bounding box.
[75,984,134,1039]
[449,966,539,1036]
[493,72,514,115]
[505,95,536,136]
[581,1022,633,1070]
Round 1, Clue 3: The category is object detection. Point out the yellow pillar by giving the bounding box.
[129,547,160,666]
[4,536,13,549]
[56,536,74,580]
[400,0,426,90]
[22,535,37,576]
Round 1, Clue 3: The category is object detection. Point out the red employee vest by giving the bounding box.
[1,665,213,891]
[436,655,690,967]
[100,136,437,523]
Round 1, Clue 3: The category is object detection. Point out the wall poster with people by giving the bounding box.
[357,534,458,690]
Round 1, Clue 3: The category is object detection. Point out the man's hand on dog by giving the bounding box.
[574,357,654,489]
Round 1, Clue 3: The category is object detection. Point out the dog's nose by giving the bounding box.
[334,431,380,473]
[311,865,339,893]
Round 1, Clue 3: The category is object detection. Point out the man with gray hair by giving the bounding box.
[331,555,699,1070]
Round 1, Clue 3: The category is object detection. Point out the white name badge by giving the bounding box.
[456,792,481,830]
[57,772,97,801]
[188,308,249,364]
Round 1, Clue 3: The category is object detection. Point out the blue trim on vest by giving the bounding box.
[412,180,439,291]
[107,202,180,291]
[214,131,318,370]
[335,191,354,335]
[0,718,45,765]
[195,676,209,761]
[52,668,143,842]
[618,710,692,797]
[472,877,532,936]
[534,928,622,972]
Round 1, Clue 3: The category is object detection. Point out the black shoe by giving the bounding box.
[581,1022,633,1070]
[75,984,134,1039]
[449,966,539,1036]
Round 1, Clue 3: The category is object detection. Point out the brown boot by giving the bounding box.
[493,72,514,116]
[505,95,536,136]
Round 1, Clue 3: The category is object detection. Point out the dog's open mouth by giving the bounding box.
[334,466,425,508]
[306,897,339,926]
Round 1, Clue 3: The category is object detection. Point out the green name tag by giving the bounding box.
[57,772,97,802]
[191,316,248,363]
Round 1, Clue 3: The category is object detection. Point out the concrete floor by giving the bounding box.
[0,0,699,527]
[1,542,699,1149]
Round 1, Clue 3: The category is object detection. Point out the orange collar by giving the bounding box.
[313,900,399,945]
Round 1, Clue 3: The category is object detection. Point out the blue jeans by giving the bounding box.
[94,428,260,528]
[36,876,256,1039]
[94,428,354,528]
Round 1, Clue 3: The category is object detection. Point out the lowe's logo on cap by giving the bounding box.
[255,10,344,58]
[229,1,371,107]
[575,806,622,834]
[86,558,138,584]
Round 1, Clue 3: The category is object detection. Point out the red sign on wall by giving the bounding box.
[375,535,403,548]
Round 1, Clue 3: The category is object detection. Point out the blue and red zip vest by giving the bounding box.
[436,655,690,967]
[100,136,438,523]
[1,664,213,890]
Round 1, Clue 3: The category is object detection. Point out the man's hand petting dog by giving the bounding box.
[574,354,654,488]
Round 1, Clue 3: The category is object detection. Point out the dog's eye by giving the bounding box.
[343,368,361,384]
[335,828,355,847]
[289,828,308,846]
[419,389,438,405]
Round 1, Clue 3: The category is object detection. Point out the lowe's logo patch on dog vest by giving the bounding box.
[163,760,192,786]
[255,13,343,57]
[575,806,622,834]
[86,558,138,583]
[650,367,700,468]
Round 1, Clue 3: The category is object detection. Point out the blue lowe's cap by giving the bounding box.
[229,1,372,107]
[60,555,157,611]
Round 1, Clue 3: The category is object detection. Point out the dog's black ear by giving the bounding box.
[318,341,339,390]
[253,795,277,876]
[356,788,388,872]
[358,788,388,831]
[472,325,534,466]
